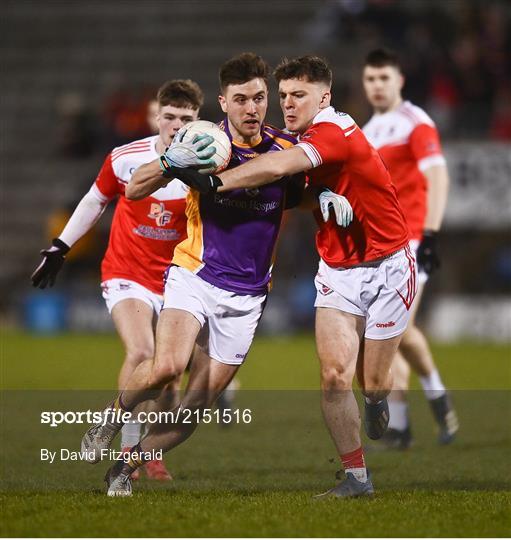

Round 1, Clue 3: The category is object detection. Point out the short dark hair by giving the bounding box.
[274,56,332,86]
[364,48,401,71]
[219,52,270,92]
[157,79,204,110]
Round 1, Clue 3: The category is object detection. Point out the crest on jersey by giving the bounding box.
[148,202,172,227]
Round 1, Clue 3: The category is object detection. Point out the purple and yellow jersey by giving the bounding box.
[172,119,297,295]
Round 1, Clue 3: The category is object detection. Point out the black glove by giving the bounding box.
[416,230,440,275]
[167,166,223,194]
[31,238,70,289]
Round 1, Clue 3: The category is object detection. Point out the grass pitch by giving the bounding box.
[1,330,510,537]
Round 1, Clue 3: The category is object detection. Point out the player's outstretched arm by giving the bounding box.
[31,188,108,288]
[218,146,312,192]
[168,146,313,195]
[127,159,170,200]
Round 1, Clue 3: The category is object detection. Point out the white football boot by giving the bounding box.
[81,419,121,463]
[105,466,132,497]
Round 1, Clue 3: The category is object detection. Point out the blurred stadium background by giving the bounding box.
[1,0,510,343]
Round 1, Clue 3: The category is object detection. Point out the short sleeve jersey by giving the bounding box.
[297,106,409,267]
[94,136,189,294]
[363,101,446,240]
[171,121,297,295]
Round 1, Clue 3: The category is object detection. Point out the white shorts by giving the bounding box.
[101,279,163,314]
[163,266,266,365]
[314,245,418,340]
[409,238,428,285]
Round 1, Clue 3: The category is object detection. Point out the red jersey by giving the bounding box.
[363,101,446,240]
[297,107,409,267]
[94,135,189,294]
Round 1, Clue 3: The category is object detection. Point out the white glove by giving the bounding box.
[161,130,216,169]
[319,188,353,228]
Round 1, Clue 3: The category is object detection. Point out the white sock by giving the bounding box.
[388,400,409,431]
[419,369,446,400]
[346,467,367,483]
[121,421,141,449]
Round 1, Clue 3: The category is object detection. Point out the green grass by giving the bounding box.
[2,331,509,390]
[1,330,510,537]
[2,490,509,537]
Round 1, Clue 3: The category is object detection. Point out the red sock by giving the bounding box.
[340,447,367,482]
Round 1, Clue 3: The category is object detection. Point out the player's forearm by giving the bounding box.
[217,147,311,192]
[423,164,449,231]
[59,188,108,247]
[127,160,170,200]
[217,156,283,192]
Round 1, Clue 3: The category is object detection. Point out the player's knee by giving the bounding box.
[149,363,183,387]
[320,364,354,391]
[125,346,154,367]
[363,371,391,395]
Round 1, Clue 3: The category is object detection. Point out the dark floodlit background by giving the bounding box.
[1,0,510,344]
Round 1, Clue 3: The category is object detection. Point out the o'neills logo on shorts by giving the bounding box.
[376,321,396,328]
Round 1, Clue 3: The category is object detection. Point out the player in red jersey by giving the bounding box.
[31,79,209,480]
[362,49,459,449]
[170,56,417,497]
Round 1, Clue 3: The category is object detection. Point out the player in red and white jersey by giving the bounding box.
[170,56,418,497]
[97,136,188,294]
[31,79,205,480]
[362,49,458,449]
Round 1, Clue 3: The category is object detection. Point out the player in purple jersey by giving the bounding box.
[80,53,337,497]
[170,116,298,295]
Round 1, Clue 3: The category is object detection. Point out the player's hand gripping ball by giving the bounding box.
[160,120,232,175]
[177,121,231,174]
